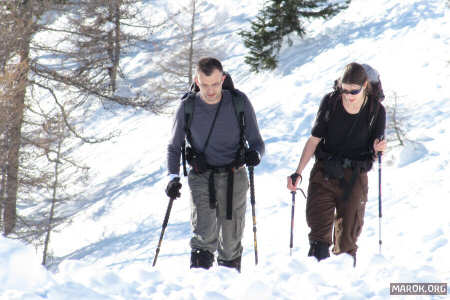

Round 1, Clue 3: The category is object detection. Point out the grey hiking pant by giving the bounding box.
[188,167,249,261]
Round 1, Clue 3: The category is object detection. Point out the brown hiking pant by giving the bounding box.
[306,161,368,256]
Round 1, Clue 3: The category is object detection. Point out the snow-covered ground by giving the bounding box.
[1,0,449,299]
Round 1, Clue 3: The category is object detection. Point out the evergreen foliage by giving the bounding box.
[240,0,351,72]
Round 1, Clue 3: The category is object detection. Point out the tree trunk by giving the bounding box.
[4,67,26,235]
[0,119,6,226]
[187,0,196,87]
[42,129,62,266]
[0,168,4,226]
[3,13,31,236]
[108,0,121,92]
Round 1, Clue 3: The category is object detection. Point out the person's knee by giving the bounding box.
[308,240,330,261]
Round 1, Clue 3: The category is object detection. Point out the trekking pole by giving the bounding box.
[378,151,382,254]
[290,190,296,256]
[289,174,306,256]
[152,197,175,267]
[248,166,258,265]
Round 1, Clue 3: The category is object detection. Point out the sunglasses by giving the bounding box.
[340,86,362,95]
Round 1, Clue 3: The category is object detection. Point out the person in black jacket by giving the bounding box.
[287,62,386,266]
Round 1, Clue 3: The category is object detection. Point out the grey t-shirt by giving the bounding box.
[167,90,265,175]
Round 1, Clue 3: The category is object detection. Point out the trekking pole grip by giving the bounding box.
[290,173,302,187]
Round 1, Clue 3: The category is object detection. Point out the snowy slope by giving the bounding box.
[1,0,449,299]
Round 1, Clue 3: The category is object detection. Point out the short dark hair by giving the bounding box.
[196,57,223,76]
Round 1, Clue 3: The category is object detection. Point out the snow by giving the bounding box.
[1,0,449,299]
[0,239,50,292]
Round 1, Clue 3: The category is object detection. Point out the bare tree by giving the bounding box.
[40,111,89,267]
[153,0,227,102]
[0,0,167,235]
[11,84,90,266]
[385,92,411,148]
[62,0,142,94]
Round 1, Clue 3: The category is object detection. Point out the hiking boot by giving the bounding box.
[217,256,241,273]
[308,240,330,261]
[190,249,214,270]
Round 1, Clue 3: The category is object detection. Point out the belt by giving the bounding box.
[207,165,244,173]
[207,164,244,220]
[318,156,371,171]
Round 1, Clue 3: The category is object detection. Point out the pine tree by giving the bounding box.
[240,0,351,73]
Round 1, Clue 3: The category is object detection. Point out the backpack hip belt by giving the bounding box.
[207,164,244,220]
[316,147,372,172]
[207,163,244,173]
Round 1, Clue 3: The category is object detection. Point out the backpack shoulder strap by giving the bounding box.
[324,90,340,123]
[180,92,196,176]
[182,92,196,133]
[230,89,245,110]
[230,89,245,131]
[229,89,247,165]
[368,96,381,133]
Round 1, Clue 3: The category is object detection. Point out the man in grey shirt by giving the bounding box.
[165,57,265,272]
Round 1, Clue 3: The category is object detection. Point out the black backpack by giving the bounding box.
[181,72,246,176]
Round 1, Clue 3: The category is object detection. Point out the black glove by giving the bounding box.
[166,177,182,198]
[290,173,302,186]
[245,149,260,167]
